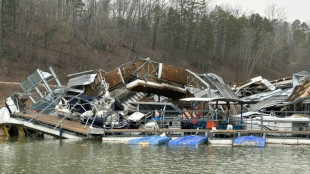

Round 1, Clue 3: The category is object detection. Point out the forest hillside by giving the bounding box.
[1,0,310,84]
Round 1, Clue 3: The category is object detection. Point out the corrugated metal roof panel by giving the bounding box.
[249,95,288,111]
[214,82,239,100]
[67,74,97,88]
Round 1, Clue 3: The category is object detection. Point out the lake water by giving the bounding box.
[1,137,310,174]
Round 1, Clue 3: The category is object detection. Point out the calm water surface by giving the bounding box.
[1,137,310,174]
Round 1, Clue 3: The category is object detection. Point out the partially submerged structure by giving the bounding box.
[1,58,310,139]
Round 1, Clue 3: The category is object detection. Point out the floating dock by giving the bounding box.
[8,112,103,139]
[5,112,310,145]
[103,129,310,145]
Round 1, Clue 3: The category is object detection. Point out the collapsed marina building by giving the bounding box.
[1,58,310,139]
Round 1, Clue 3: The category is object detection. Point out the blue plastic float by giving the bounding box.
[128,134,171,145]
[233,136,266,147]
[168,135,208,146]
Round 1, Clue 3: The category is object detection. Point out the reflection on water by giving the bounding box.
[1,137,310,174]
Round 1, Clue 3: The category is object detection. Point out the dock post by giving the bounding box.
[181,101,184,121]
[59,124,63,137]
[260,111,263,137]
[59,128,63,137]
[203,102,206,120]
[238,132,240,137]
[191,102,193,118]
[240,103,243,127]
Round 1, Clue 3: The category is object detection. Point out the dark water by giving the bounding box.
[1,137,310,174]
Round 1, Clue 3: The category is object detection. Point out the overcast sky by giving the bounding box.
[212,0,310,23]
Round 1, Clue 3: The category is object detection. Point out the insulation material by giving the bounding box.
[287,80,310,102]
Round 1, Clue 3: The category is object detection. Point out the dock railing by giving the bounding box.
[110,108,310,138]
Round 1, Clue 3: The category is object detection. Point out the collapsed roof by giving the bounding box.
[17,58,310,117]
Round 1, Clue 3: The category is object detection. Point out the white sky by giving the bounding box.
[212,0,310,23]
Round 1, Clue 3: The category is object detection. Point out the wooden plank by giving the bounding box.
[13,113,89,135]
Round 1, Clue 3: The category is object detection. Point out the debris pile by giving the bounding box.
[1,58,310,138]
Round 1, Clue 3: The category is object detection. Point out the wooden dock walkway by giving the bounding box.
[12,112,90,135]
[8,112,310,139]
